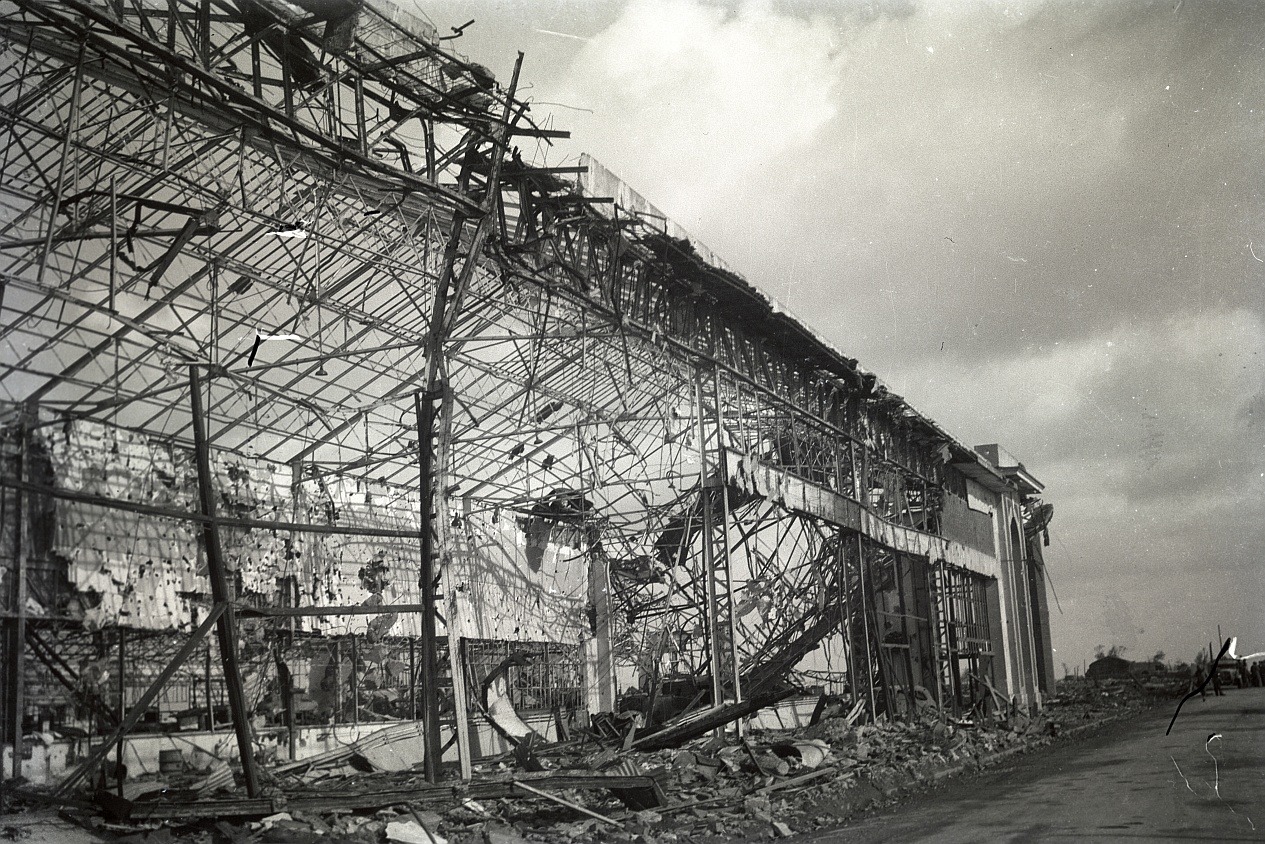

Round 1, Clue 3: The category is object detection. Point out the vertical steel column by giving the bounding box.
[694,371,722,716]
[710,365,743,713]
[203,644,213,729]
[250,40,262,99]
[115,627,125,796]
[108,176,117,312]
[280,43,294,119]
[927,559,946,714]
[5,412,30,780]
[417,55,525,782]
[350,634,359,726]
[892,555,918,717]
[1019,553,1040,707]
[408,637,417,720]
[282,651,296,762]
[855,534,877,717]
[188,367,260,797]
[414,390,442,782]
[449,637,474,776]
[838,529,857,703]
[437,392,473,779]
[354,76,368,157]
[333,639,342,723]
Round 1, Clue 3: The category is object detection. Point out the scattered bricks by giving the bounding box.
[750,755,789,777]
[670,751,696,774]
[694,755,723,782]
[742,795,772,822]
[482,822,532,844]
[554,819,600,839]
[624,809,663,838]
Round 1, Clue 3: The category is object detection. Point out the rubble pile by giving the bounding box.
[21,685,1167,844]
[1044,673,1186,724]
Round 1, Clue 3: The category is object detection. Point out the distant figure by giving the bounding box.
[1225,639,1265,690]
[1226,637,1265,662]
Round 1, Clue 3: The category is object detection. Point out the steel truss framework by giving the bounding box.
[0,0,1041,795]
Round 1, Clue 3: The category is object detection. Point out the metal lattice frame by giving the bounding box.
[0,0,1034,793]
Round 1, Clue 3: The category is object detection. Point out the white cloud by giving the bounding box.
[538,0,846,221]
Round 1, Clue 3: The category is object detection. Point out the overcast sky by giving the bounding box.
[412,0,1263,672]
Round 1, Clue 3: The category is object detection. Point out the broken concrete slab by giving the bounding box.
[386,818,446,844]
[481,821,532,844]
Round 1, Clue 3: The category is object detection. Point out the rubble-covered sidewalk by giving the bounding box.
[0,677,1179,844]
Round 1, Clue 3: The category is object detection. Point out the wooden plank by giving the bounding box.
[126,772,670,820]
[754,766,840,795]
[513,781,619,826]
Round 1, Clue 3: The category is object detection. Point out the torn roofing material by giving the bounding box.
[578,153,995,469]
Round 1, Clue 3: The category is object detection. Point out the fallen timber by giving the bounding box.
[119,770,671,822]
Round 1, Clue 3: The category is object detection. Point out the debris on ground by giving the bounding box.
[0,676,1178,844]
[0,673,1184,844]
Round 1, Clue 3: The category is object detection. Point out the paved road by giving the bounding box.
[790,687,1265,843]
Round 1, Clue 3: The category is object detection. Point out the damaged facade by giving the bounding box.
[0,0,1055,798]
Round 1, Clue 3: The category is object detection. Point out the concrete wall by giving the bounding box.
[940,491,996,556]
[984,579,1010,698]
[1026,539,1057,695]
[995,498,1040,708]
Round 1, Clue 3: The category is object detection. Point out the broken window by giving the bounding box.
[935,563,996,714]
[465,639,582,714]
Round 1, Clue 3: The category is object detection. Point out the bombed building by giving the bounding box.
[0,0,1055,808]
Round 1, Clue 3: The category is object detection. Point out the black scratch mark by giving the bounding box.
[1166,637,1231,735]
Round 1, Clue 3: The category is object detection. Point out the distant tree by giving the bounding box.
[1093,644,1131,661]
[1152,650,1165,665]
